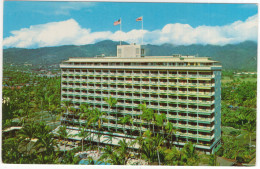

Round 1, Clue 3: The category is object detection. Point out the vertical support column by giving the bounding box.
[176,70,179,140]
[186,70,189,142]
[196,70,199,144]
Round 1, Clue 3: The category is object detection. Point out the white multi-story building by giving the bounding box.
[60,43,222,154]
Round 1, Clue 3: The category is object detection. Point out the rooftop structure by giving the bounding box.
[60,44,222,154]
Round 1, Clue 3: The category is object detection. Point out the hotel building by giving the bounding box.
[60,43,222,154]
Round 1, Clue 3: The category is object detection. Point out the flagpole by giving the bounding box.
[142,16,143,45]
[120,17,122,46]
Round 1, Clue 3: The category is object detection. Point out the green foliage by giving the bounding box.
[220,135,255,163]
[208,154,217,166]
[222,103,256,130]
[100,139,131,165]
[60,151,80,164]
[2,70,61,128]
[163,142,200,166]
[230,130,241,136]
[2,122,60,164]
[222,79,256,108]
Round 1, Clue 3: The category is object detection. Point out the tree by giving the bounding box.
[120,115,131,134]
[69,107,79,127]
[57,125,73,155]
[244,122,256,151]
[100,145,113,162]
[104,96,118,131]
[118,138,131,165]
[35,132,58,163]
[164,146,182,165]
[76,126,91,152]
[209,154,218,166]
[181,142,199,166]
[139,103,154,132]
[60,151,80,164]
[62,100,72,118]
[49,105,61,124]
[92,108,104,153]
[18,122,37,154]
[155,113,166,135]
[100,145,124,165]
[2,138,22,163]
[154,133,165,165]
[165,121,175,148]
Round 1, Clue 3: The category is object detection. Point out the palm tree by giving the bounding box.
[100,145,113,162]
[69,107,77,127]
[209,153,217,166]
[35,132,58,163]
[18,122,37,154]
[120,115,131,134]
[155,113,166,135]
[154,133,165,165]
[118,138,132,165]
[181,142,199,165]
[244,108,256,150]
[57,125,73,155]
[132,135,144,161]
[164,146,182,165]
[129,117,134,135]
[104,135,113,145]
[76,126,91,152]
[141,130,155,164]
[138,103,147,137]
[49,105,60,124]
[92,108,104,153]
[62,100,72,117]
[104,96,118,130]
[61,151,80,164]
[244,122,256,150]
[165,121,174,148]
[79,103,91,127]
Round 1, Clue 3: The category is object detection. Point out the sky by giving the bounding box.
[3,1,259,48]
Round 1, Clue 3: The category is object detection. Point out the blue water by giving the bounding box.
[79,159,111,165]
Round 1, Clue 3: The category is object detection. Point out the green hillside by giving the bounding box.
[3,40,257,71]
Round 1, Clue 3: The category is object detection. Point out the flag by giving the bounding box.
[136,16,143,21]
[114,19,121,26]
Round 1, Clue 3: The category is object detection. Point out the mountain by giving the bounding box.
[3,40,257,71]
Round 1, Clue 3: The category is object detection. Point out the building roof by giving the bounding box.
[64,56,219,63]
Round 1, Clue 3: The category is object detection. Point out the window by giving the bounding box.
[136,48,140,54]
[141,49,144,55]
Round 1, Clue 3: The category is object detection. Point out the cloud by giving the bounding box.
[3,14,258,48]
[146,14,258,45]
[53,2,96,15]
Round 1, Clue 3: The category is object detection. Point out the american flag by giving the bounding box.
[136,16,143,21]
[114,19,121,26]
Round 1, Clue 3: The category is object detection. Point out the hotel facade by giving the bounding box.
[60,44,222,154]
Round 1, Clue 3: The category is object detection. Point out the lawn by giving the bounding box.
[221,126,256,147]
[222,76,257,84]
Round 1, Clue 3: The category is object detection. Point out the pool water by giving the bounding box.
[79,159,111,165]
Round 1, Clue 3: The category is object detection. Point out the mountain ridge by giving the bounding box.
[3,40,257,71]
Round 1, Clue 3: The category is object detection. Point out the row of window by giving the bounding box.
[62,89,214,96]
[62,69,214,76]
[62,97,214,109]
[62,61,215,67]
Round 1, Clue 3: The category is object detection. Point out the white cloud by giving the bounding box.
[3,14,258,48]
[53,2,96,15]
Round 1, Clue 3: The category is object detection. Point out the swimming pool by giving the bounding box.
[79,159,111,165]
